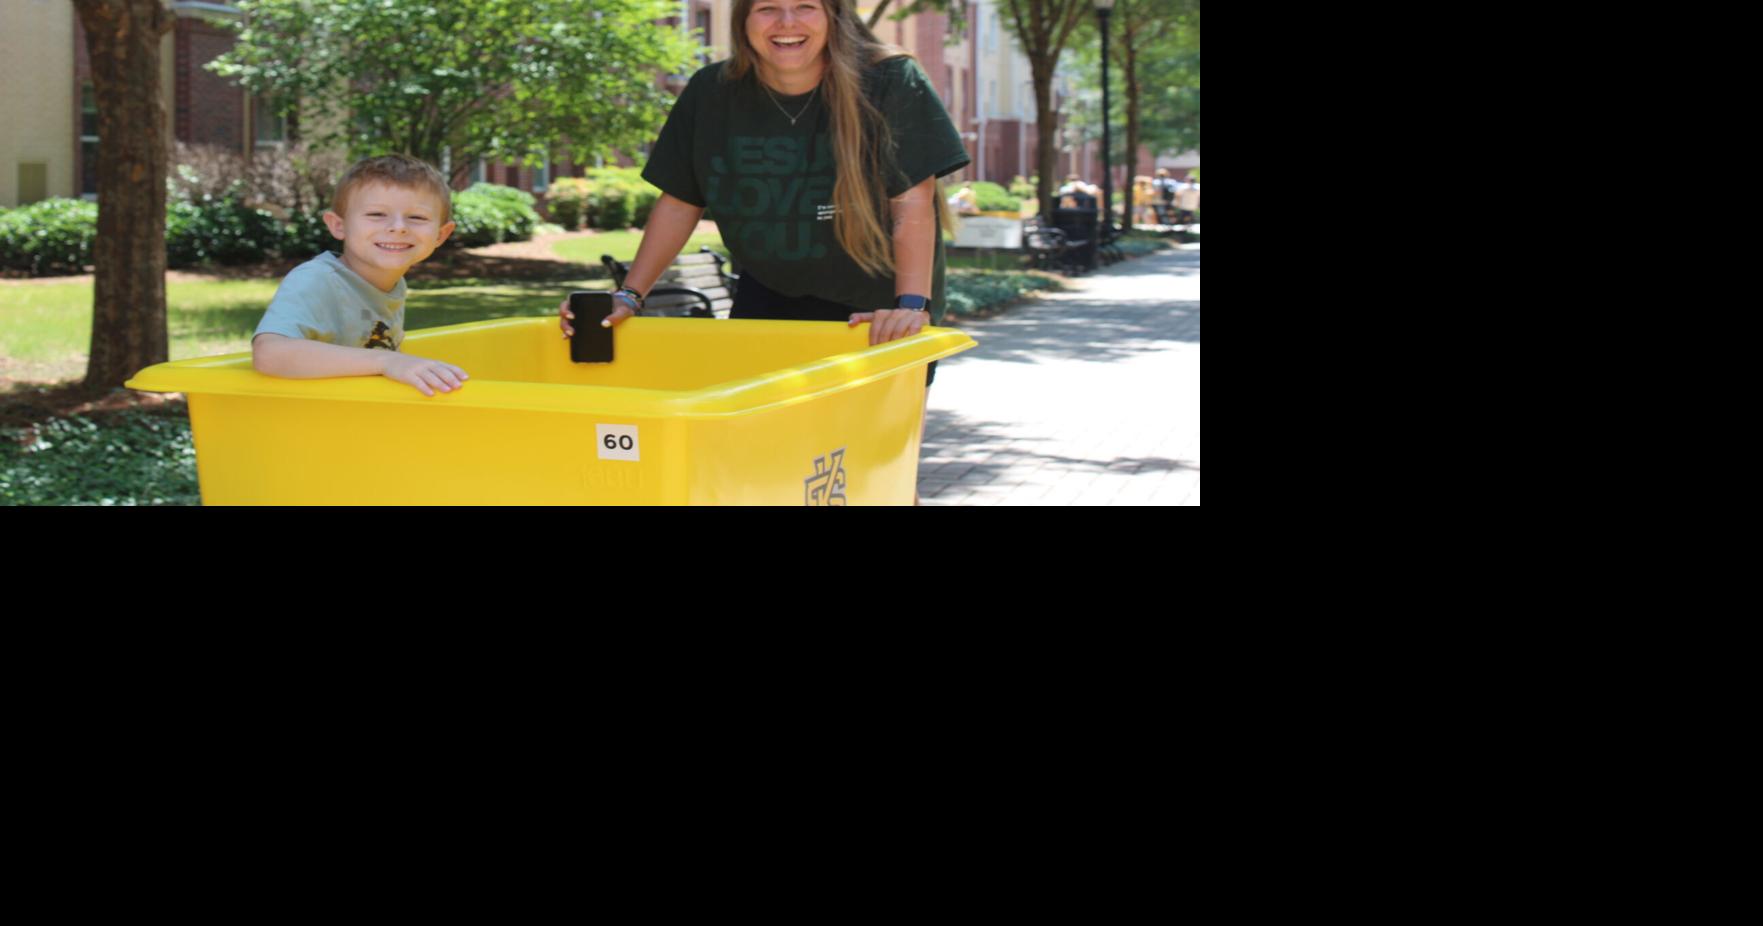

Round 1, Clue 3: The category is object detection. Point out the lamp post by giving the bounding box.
[1095,0,1115,234]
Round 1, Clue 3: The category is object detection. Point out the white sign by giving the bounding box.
[596,424,640,461]
[952,217,1023,249]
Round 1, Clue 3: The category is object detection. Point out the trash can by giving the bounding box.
[1052,191,1099,272]
[125,317,976,505]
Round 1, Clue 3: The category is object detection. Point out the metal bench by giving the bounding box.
[1023,219,1071,272]
[600,246,737,319]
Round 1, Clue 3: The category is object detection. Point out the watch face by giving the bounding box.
[895,295,929,310]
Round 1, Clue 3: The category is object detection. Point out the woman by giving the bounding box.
[561,0,970,360]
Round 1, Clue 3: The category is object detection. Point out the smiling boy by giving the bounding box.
[252,154,468,396]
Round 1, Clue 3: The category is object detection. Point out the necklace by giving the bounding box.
[762,82,820,126]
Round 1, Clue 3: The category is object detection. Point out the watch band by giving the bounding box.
[614,287,645,311]
[894,293,930,311]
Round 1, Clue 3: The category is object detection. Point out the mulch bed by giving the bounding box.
[0,381,185,434]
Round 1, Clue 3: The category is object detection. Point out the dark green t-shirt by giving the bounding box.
[642,57,971,324]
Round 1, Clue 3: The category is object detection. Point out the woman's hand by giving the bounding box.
[559,292,640,338]
[849,308,928,346]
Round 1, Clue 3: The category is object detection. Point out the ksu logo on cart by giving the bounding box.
[805,448,848,506]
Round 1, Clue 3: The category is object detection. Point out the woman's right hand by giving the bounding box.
[559,292,639,338]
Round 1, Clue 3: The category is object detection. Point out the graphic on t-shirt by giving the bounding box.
[364,321,397,351]
[805,448,848,506]
[707,135,835,262]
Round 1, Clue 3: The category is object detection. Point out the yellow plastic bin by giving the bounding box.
[125,317,975,505]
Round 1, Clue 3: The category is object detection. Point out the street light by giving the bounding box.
[1095,0,1115,235]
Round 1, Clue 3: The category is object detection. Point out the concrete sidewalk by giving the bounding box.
[918,244,1200,506]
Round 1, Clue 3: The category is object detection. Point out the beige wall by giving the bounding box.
[710,0,732,59]
[1,0,76,206]
[0,1,185,207]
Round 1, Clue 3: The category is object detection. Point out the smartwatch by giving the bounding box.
[894,294,930,311]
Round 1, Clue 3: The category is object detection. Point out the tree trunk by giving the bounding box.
[866,0,895,29]
[1033,64,1058,220]
[73,0,173,390]
[1122,26,1140,228]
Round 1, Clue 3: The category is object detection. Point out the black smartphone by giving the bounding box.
[569,291,615,364]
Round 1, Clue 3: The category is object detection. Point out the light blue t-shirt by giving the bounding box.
[254,252,406,350]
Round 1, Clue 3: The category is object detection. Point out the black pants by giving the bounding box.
[733,273,937,387]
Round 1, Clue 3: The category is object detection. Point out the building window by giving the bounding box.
[80,82,99,198]
[470,159,485,184]
[534,155,551,194]
[253,96,287,148]
[696,7,712,44]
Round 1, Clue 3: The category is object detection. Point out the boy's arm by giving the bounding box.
[252,334,468,396]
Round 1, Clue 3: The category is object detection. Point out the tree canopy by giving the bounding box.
[1065,0,1200,162]
[212,0,703,178]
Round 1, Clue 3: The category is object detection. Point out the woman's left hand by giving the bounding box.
[849,308,928,346]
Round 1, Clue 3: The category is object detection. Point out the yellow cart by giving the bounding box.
[126,317,975,505]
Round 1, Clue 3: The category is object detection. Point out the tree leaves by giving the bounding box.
[213,0,700,177]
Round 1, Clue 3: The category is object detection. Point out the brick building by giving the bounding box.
[2,0,1157,210]
[1,1,294,207]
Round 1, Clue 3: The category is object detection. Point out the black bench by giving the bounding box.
[600,246,737,319]
[1023,222,1071,272]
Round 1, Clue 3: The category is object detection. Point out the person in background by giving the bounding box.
[1175,175,1201,226]
[948,184,981,215]
[1152,168,1180,225]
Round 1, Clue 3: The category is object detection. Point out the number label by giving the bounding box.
[596,424,640,461]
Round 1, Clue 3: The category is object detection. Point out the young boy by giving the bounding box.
[252,154,468,396]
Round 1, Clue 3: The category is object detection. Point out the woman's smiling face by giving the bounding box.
[746,0,829,86]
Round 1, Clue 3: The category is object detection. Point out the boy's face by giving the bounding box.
[324,182,454,284]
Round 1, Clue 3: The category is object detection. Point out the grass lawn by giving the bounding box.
[551,229,726,265]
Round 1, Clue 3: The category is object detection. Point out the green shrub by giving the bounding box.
[1,409,199,506]
[1116,234,1175,257]
[970,181,1021,213]
[450,183,540,247]
[581,168,660,230]
[165,195,285,267]
[281,209,337,259]
[591,182,633,230]
[0,198,99,275]
[545,178,593,231]
[943,270,1062,317]
[1008,175,1036,200]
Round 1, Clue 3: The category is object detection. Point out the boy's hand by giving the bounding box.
[559,294,637,338]
[381,352,469,396]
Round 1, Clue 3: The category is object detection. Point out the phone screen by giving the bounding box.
[569,291,615,364]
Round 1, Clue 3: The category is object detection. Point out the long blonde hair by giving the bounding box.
[724,0,951,277]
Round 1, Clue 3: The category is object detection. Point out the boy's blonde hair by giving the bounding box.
[331,154,453,224]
